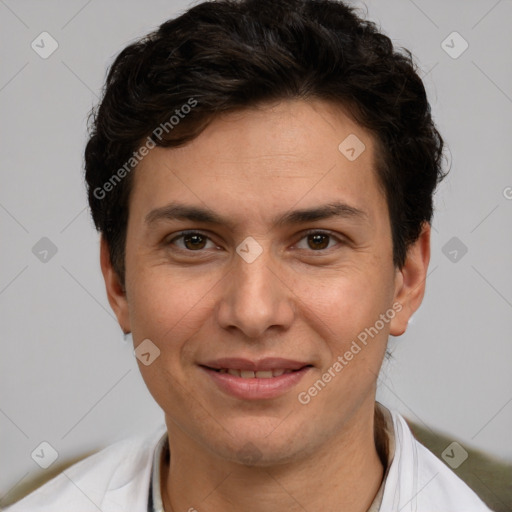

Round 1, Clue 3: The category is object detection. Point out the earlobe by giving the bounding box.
[99,235,131,333]
[389,223,431,336]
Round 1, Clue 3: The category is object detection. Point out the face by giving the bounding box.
[102,99,429,466]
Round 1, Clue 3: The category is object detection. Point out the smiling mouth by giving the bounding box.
[199,363,313,400]
[202,366,312,378]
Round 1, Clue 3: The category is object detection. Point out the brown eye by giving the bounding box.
[168,231,215,251]
[295,230,342,252]
[183,233,207,250]
[307,233,330,250]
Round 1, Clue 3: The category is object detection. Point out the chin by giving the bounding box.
[207,420,314,467]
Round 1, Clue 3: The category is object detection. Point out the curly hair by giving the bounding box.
[85,0,446,284]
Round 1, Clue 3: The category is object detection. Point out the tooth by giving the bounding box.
[255,370,273,378]
[228,369,241,377]
[218,369,228,374]
[272,369,285,377]
[240,370,255,378]
[284,369,294,374]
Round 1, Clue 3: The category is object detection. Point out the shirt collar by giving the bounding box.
[368,402,396,511]
[148,431,168,512]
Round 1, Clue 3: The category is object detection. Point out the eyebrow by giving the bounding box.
[145,201,368,230]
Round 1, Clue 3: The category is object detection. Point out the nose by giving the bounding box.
[216,243,295,339]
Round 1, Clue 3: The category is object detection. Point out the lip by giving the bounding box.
[200,357,310,371]
[199,358,312,400]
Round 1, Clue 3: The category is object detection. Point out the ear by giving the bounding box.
[389,222,431,336]
[100,235,131,334]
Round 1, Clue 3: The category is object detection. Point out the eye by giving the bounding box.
[167,231,217,251]
[295,230,343,251]
[166,229,344,254]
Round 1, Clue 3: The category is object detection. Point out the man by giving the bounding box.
[6,0,493,510]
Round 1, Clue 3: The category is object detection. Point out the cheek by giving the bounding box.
[127,266,223,350]
[299,263,394,343]
[126,269,214,410]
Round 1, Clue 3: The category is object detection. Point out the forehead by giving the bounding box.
[130,99,386,229]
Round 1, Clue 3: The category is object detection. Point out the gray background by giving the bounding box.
[1,0,511,505]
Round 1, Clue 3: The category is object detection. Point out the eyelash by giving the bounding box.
[166,229,344,254]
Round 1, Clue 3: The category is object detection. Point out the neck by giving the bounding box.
[161,402,387,512]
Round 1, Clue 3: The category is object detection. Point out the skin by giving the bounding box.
[101,98,430,512]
